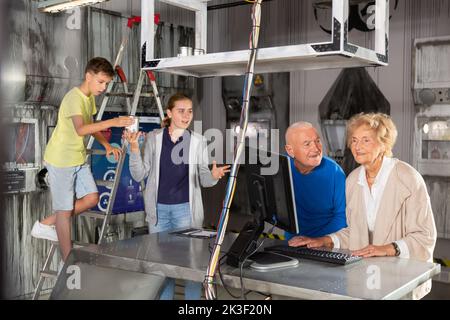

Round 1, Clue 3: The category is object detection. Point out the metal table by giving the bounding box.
[51,231,441,300]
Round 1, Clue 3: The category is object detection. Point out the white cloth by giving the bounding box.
[331,157,410,258]
[359,157,396,232]
[357,157,409,258]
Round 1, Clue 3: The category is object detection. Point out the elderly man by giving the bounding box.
[284,121,347,246]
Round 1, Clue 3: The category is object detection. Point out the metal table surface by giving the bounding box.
[59,231,441,300]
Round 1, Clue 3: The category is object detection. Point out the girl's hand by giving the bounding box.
[123,130,143,153]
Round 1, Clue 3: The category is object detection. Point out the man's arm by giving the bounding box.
[71,115,133,137]
[92,131,109,148]
[92,130,123,161]
[72,115,133,161]
[317,167,347,236]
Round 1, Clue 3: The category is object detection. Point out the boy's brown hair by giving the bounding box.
[85,57,114,77]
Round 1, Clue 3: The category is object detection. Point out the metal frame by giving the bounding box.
[141,0,209,63]
[413,36,450,90]
[140,0,389,77]
[49,233,441,300]
[38,0,109,13]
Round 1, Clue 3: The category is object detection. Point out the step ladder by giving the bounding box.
[32,16,165,300]
[83,67,164,246]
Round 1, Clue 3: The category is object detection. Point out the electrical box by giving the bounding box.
[415,107,450,177]
[413,36,450,106]
[2,118,41,193]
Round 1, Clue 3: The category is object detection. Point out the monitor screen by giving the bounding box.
[226,148,299,267]
[244,151,299,234]
[243,149,299,234]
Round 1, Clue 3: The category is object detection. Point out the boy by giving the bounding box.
[31,57,134,262]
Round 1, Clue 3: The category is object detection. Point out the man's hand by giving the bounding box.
[352,244,394,258]
[288,236,332,248]
[211,161,231,180]
[105,143,122,161]
[111,116,135,128]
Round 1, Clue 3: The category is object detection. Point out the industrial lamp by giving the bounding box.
[321,119,347,161]
[38,0,110,13]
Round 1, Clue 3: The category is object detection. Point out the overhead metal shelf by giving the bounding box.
[141,42,387,78]
[141,0,389,78]
[313,0,376,8]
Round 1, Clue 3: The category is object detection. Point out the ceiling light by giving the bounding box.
[38,0,109,13]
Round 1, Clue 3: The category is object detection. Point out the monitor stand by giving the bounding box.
[249,251,299,271]
[226,220,264,268]
[226,179,290,269]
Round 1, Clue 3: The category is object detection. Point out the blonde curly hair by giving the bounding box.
[346,113,398,157]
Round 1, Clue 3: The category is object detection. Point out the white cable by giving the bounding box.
[204,0,264,300]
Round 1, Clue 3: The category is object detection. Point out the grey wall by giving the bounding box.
[1,0,89,299]
[199,0,450,250]
[0,0,11,300]
[0,0,198,299]
[2,0,450,298]
[200,0,450,163]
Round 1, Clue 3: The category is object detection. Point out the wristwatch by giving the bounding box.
[392,242,401,256]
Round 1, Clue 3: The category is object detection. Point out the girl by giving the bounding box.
[124,93,229,300]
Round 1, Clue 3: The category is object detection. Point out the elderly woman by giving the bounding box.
[289,113,437,264]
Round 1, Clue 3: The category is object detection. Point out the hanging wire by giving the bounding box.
[203,0,263,300]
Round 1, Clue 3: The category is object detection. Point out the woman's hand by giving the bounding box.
[211,161,231,180]
[288,236,333,248]
[123,130,143,153]
[352,244,395,258]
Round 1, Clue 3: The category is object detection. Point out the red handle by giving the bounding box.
[145,70,156,82]
[115,66,127,83]
[127,16,141,28]
[127,14,160,28]
[154,13,160,25]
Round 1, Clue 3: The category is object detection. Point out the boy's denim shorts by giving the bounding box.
[46,162,98,212]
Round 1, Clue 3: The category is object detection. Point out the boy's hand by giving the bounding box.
[105,143,122,161]
[123,130,143,153]
[112,116,135,127]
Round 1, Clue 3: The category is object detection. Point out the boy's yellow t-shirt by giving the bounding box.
[44,87,97,167]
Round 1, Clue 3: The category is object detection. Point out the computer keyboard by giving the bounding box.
[264,245,362,265]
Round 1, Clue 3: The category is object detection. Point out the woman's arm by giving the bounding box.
[197,137,219,188]
[126,131,152,182]
[402,179,437,262]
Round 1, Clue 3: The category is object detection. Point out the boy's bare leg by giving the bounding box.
[41,192,99,226]
[55,211,73,262]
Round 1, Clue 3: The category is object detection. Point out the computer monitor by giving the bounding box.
[226,149,299,267]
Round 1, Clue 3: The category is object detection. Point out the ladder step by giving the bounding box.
[106,92,154,98]
[95,180,114,188]
[40,271,58,278]
[82,210,106,219]
[87,149,107,156]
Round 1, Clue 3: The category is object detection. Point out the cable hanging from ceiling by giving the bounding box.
[203,0,263,301]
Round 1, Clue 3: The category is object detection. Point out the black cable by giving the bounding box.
[218,255,242,299]
[238,224,277,299]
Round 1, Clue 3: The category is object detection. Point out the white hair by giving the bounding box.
[285,121,315,144]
